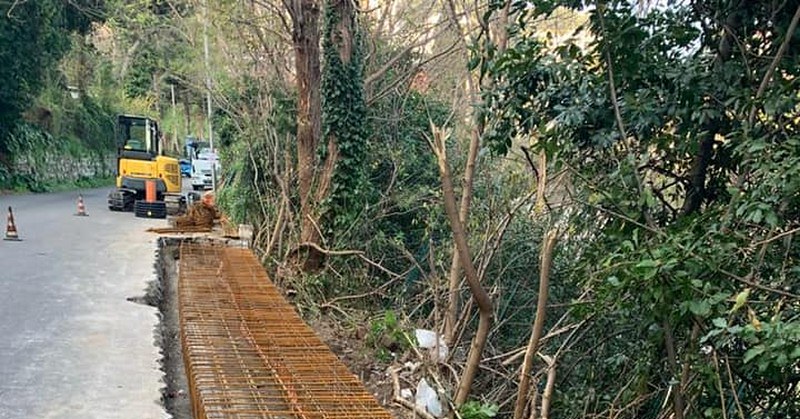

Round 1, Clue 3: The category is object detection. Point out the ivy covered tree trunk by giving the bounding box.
[322,0,368,230]
[288,0,367,270]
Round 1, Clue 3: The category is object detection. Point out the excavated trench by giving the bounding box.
[156,238,194,418]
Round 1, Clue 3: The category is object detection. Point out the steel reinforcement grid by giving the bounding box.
[179,243,392,419]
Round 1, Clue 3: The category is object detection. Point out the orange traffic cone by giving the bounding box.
[4,206,21,241]
[75,194,88,217]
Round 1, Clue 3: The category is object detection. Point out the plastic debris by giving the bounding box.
[415,378,443,417]
[401,388,413,400]
[415,329,448,362]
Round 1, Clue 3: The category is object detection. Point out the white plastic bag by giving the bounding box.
[415,329,449,362]
[415,378,443,417]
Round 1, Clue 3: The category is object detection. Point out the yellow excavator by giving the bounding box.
[107,115,185,217]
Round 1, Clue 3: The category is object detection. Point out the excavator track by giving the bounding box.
[179,243,392,418]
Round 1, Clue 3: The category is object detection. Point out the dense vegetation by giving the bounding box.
[0,0,115,190]
[0,0,203,190]
[3,0,798,418]
[485,1,800,417]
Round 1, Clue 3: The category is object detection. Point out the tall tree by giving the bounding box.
[286,0,324,269]
[442,0,512,345]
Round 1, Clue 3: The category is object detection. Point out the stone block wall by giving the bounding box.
[13,151,116,184]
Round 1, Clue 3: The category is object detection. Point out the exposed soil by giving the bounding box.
[306,315,406,419]
[152,238,192,418]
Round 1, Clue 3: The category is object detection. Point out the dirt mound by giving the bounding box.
[173,201,218,229]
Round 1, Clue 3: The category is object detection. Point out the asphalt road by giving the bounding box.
[0,187,169,419]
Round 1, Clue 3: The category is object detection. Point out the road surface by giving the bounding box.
[0,187,168,419]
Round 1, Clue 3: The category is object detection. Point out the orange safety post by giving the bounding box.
[145,180,157,203]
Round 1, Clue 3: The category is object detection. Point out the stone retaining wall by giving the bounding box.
[13,152,116,183]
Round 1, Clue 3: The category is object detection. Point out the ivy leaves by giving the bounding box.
[321,0,370,232]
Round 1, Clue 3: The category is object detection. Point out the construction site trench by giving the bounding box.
[152,238,193,418]
[147,237,392,419]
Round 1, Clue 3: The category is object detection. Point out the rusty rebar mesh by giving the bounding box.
[147,226,213,234]
[179,243,392,419]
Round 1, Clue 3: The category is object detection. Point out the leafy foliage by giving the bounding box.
[0,0,104,156]
[214,1,453,303]
[484,0,800,417]
[366,310,412,361]
[1,121,114,192]
[322,0,371,231]
[215,80,296,234]
[459,400,500,419]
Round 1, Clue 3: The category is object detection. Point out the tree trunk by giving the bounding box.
[681,1,746,216]
[513,230,557,419]
[538,359,557,419]
[680,133,714,215]
[183,96,191,139]
[152,72,163,120]
[118,39,140,81]
[663,320,685,419]
[443,0,512,344]
[430,127,493,411]
[670,5,748,417]
[289,0,323,270]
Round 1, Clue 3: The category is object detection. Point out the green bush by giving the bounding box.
[0,121,113,192]
[366,310,412,361]
[459,401,499,419]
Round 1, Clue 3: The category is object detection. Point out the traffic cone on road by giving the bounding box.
[75,194,88,217]
[4,206,21,241]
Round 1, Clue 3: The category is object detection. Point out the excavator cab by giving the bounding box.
[119,115,158,156]
[108,115,184,217]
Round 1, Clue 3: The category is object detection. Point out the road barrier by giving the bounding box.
[4,206,21,241]
[179,243,392,418]
[75,194,88,217]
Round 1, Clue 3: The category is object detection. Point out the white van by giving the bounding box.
[190,148,220,190]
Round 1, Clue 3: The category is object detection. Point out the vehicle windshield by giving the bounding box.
[119,118,152,152]
[196,148,217,160]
